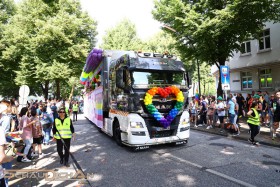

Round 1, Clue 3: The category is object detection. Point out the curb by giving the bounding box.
[190,126,280,148]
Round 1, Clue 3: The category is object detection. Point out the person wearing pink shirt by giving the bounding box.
[19,107,34,162]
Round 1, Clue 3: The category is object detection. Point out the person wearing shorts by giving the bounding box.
[272,91,280,140]
[217,96,225,132]
[30,110,44,158]
[227,95,236,125]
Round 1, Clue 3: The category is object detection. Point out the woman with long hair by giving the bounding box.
[19,107,34,162]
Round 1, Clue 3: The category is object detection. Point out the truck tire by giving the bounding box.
[113,121,123,147]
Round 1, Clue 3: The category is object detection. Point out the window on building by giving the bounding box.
[240,41,251,54]
[241,72,252,89]
[259,69,272,88]
[259,29,271,50]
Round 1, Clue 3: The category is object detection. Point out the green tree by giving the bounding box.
[0,0,17,97]
[142,31,177,54]
[192,62,215,96]
[2,0,97,99]
[100,18,142,50]
[153,0,280,96]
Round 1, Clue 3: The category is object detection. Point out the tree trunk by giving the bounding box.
[203,83,206,95]
[40,80,49,100]
[68,84,75,101]
[55,79,60,99]
[217,73,223,98]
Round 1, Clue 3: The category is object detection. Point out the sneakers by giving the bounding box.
[252,141,259,146]
[64,162,70,167]
[248,138,253,143]
[206,126,213,129]
[60,157,64,165]
[22,157,32,162]
[232,132,240,136]
[31,152,39,157]
[38,153,45,158]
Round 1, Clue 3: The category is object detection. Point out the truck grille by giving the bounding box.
[150,130,175,138]
[144,116,180,139]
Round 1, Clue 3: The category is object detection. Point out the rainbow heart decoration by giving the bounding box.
[144,86,184,128]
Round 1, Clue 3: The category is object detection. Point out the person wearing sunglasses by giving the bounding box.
[52,108,76,167]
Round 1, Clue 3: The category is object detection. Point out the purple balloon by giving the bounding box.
[92,48,99,53]
[97,53,103,62]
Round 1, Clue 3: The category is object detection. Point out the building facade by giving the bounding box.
[213,22,280,96]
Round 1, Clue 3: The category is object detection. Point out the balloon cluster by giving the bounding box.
[80,48,103,85]
[144,86,184,128]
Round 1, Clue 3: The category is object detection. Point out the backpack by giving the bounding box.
[40,113,52,129]
[201,101,207,112]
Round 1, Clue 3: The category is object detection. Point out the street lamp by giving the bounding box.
[161,24,201,96]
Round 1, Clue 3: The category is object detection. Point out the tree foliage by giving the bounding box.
[100,18,142,51]
[0,0,18,97]
[142,31,177,54]
[192,62,215,95]
[1,0,97,99]
[153,0,280,96]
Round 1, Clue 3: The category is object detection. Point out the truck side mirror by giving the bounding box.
[116,68,125,89]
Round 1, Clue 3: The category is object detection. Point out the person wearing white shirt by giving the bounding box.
[217,96,225,132]
[0,104,14,187]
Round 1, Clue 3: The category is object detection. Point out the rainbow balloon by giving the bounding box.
[144,86,184,128]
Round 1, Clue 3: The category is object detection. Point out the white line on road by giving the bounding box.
[162,153,256,187]
[206,169,256,187]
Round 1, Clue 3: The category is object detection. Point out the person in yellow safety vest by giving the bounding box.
[72,101,79,122]
[247,102,261,145]
[52,107,76,167]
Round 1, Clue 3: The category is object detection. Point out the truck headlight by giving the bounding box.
[130,122,144,128]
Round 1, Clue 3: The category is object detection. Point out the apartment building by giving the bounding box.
[213,22,280,96]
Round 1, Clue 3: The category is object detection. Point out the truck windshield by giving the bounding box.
[132,71,186,89]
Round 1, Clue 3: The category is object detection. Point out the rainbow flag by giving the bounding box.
[195,89,199,107]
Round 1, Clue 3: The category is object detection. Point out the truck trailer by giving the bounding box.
[82,50,191,150]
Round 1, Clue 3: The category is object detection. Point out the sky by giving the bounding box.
[79,0,162,46]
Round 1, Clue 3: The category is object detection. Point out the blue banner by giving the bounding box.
[220,66,230,90]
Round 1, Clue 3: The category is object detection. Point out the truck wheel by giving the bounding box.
[113,121,123,147]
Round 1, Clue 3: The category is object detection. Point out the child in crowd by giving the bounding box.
[30,110,44,158]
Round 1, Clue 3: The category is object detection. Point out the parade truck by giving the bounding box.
[80,50,191,150]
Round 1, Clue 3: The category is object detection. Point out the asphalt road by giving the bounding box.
[9,114,280,187]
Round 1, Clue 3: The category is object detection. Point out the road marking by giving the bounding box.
[163,153,256,187]
[206,169,256,187]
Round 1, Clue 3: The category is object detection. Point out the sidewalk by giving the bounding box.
[190,117,280,148]
[8,114,89,187]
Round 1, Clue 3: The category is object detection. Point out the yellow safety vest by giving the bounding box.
[54,118,72,139]
[73,104,78,112]
[247,108,260,126]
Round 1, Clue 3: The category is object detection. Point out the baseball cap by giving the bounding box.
[0,104,7,113]
[217,96,223,100]
[253,94,260,99]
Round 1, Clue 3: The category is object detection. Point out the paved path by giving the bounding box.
[6,114,280,187]
[190,117,280,148]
